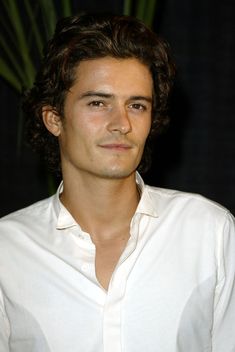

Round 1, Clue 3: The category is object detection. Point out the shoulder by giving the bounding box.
[0,196,59,267]
[0,196,55,229]
[145,184,234,226]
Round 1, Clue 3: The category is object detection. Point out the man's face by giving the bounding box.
[57,57,153,180]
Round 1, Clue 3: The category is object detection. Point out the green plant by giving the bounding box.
[0,0,73,192]
[0,0,157,94]
[0,0,73,93]
[123,0,157,27]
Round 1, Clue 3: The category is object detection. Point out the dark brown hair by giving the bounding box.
[23,13,176,175]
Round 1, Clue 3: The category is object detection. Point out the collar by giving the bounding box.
[135,173,158,218]
[53,182,78,230]
[53,172,158,230]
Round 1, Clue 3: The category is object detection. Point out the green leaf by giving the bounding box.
[39,0,57,38]
[0,57,22,92]
[144,0,157,27]
[123,0,132,15]
[123,0,157,27]
[136,0,146,21]
[0,12,18,48]
[0,33,26,84]
[2,0,35,87]
[61,0,72,17]
[24,0,44,56]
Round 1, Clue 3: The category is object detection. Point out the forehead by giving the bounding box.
[71,56,153,94]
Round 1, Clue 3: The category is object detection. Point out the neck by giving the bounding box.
[60,171,140,242]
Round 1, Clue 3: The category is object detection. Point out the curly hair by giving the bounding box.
[23,13,176,176]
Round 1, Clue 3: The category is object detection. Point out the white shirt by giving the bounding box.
[0,174,235,352]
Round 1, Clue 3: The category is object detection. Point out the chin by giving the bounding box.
[96,166,136,180]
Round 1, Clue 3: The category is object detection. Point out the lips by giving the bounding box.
[99,143,132,150]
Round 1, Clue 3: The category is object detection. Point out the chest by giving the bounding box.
[2,224,217,352]
[94,236,130,290]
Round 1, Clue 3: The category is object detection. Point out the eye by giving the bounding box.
[88,100,105,108]
[129,103,147,111]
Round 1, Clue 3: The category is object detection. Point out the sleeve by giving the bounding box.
[212,211,235,351]
[0,287,10,352]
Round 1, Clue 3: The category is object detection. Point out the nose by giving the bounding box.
[107,105,132,135]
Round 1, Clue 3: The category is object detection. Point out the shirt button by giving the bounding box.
[81,264,89,272]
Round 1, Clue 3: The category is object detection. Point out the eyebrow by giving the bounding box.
[80,91,113,99]
[79,90,153,103]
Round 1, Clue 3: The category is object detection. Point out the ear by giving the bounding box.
[42,106,62,137]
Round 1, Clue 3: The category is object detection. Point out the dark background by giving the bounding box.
[0,0,234,217]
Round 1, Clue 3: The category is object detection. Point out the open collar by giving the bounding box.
[53,172,158,230]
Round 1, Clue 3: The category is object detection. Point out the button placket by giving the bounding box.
[102,215,142,352]
[103,266,127,352]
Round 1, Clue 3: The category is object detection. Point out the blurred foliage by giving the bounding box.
[0,0,157,93]
[124,0,157,26]
[0,0,73,92]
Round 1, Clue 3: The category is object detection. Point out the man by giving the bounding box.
[0,14,234,352]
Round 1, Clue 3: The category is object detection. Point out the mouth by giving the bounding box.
[99,143,132,151]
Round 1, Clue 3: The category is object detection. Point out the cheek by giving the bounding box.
[73,111,105,132]
[137,118,151,141]
[77,123,101,143]
[146,119,152,135]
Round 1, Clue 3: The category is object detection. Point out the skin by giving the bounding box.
[43,57,153,289]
